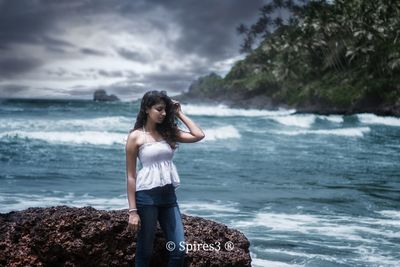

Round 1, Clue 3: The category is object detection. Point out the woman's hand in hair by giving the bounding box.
[171,99,182,115]
[172,99,205,142]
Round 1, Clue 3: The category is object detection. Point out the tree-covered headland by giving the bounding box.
[179,0,400,116]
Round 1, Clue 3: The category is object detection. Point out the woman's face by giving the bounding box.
[146,101,166,124]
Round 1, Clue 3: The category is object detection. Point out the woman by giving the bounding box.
[125,90,205,267]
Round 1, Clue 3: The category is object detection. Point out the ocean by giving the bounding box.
[0,98,399,267]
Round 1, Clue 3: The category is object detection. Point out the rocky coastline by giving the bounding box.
[0,206,251,267]
[174,91,400,117]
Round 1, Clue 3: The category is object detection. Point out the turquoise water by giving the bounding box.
[1,98,399,267]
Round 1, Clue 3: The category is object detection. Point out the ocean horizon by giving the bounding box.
[1,98,399,267]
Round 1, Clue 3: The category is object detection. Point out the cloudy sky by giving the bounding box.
[0,0,265,100]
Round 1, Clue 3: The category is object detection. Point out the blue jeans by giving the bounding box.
[135,184,185,267]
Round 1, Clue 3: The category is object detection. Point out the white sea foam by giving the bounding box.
[254,247,349,266]
[251,252,304,267]
[256,247,399,267]
[0,193,128,213]
[234,211,400,242]
[0,116,133,132]
[268,114,344,128]
[202,125,241,141]
[317,115,344,123]
[376,210,400,220]
[182,103,296,117]
[357,113,400,127]
[258,248,338,262]
[275,127,371,137]
[60,116,133,131]
[357,247,400,267]
[0,130,127,145]
[179,201,240,214]
[269,114,316,128]
[0,125,240,145]
[0,194,241,216]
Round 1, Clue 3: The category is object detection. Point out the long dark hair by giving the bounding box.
[131,90,179,149]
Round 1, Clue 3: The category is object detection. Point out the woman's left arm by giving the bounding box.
[173,100,205,143]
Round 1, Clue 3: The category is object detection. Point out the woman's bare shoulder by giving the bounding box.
[127,129,146,147]
[128,129,141,138]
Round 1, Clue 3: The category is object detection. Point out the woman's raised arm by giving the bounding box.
[172,100,205,143]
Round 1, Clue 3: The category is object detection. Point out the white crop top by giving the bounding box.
[135,127,180,192]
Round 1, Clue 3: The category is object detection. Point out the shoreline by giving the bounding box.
[174,93,400,117]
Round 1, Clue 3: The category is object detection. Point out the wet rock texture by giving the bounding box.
[0,206,251,267]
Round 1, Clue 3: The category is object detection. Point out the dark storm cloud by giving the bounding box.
[146,0,265,59]
[55,66,208,100]
[45,68,93,79]
[122,71,195,95]
[0,1,72,48]
[82,68,138,78]
[0,0,122,52]
[68,83,148,100]
[1,0,263,59]
[45,68,69,77]
[143,71,202,91]
[0,84,30,97]
[117,48,151,63]
[157,62,211,77]
[87,73,191,100]
[108,83,147,96]
[80,48,107,57]
[45,46,68,54]
[0,57,43,78]
[68,86,100,97]
[0,0,266,98]
[40,35,75,48]
[98,70,124,78]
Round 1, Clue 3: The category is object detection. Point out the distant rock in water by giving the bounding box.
[0,206,251,267]
[93,89,120,101]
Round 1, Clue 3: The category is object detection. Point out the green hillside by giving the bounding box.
[178,0,400,116]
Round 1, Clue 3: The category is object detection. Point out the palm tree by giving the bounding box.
[238,0,400,79]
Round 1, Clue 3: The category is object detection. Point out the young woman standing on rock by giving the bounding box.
[126,90,205,267]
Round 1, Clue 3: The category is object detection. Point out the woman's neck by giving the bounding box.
[143,122,157,133]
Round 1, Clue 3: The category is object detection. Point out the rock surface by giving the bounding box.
[93,89,120,101]
[0,206,251,267]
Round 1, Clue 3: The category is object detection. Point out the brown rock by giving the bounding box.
[0,206,251,267]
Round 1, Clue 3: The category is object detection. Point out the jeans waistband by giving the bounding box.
[136,183,177,206]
